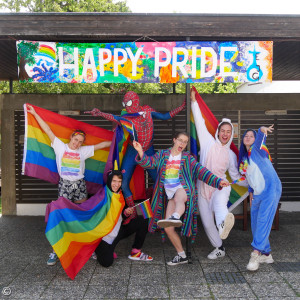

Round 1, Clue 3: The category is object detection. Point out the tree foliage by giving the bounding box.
[0,0,130,13]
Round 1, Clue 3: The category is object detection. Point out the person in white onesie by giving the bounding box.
[190,89,248,260]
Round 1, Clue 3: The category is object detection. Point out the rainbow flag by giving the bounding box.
[260,134,272,162]
[22,104,145,199]
[120,119,136,140]
[136,198,153,219]
[190,87,248,211]
[22,104,112,194]
[45,186,125,280]
[230,177,246,185]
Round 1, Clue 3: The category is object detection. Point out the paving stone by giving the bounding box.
[201,263,239,273]
[169,284,211,299]
[205,272,246,284]
[250,282,297,298]
[41,284,87,299]
[242,270,285,283]
[127,283,169,299]
[272,262,300,272]
[209,283,256,298]
[0,284,47,300]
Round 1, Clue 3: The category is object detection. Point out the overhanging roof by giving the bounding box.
[0,13,300,81]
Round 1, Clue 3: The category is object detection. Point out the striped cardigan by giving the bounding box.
[136,148,223,241]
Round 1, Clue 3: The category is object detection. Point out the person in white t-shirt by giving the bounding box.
[27,105,111,204]
[27,105,111,265]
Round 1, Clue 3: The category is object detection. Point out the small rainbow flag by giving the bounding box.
[45,186,125,280]
[135,198,153,219]
[260,134,272,162]
[230,177,246,185]
[190,86,249,211]
[120,119,135,140]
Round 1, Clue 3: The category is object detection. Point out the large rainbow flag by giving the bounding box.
[190,86,248,211]
[45,186,125,280]
[22,104,145,199]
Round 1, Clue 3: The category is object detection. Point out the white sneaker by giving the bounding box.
[247,251,261,271]
[207,247,225,260]
[260,254,274,264]
[218,213,235,240]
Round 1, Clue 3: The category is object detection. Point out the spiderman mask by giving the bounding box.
[122,91,141,114]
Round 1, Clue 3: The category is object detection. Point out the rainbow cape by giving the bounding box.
[45,186,125,280]
[190,86,248,211]
[22,104,145,199]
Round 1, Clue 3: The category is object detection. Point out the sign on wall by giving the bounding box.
[17,40,272,83]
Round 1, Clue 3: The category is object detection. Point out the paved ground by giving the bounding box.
[0,212,299,299]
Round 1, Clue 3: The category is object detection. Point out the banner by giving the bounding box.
[17,40,272,84]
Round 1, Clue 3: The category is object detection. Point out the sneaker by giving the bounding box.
[167,255,188,266]
[157,216,182,228]
[247,251,261,271]
[47,252,58,266]
[207,247,225,260]
[128,251,153,261]
[219,212,235,240]
[91,252,97,260]
[260,254,274,264]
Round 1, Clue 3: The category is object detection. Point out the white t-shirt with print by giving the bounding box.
[164,153,183,199]
[51,137,94,182]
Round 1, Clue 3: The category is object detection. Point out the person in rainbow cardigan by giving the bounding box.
[133,132,229,266]
[239,125,282,271]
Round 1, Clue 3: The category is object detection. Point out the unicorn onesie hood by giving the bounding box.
[191,101,246,201]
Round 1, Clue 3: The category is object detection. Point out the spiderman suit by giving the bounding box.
[87,91,186,224]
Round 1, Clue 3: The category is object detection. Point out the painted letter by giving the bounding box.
[98,49,112,77]
[172,47,189,78]
[82,48,97,81]
[114,48,128,76]
[191,47,197,78]
[219,47,238,77]
[58,47,78,77]
[200,47,217,78]
[154,47,171,77]
[126,47,143,77]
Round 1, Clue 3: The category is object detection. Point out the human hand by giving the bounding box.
[124,207,134,215]
[190,88,196,102]
[220,180,229,187]
[261,124,274,136]
[249,192,253,207]
[84,108,101,116]
[220,180,230,187]
[27,104,36,115]
[133,140,144,156]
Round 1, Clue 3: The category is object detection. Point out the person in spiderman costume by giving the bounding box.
[86,91,186,224]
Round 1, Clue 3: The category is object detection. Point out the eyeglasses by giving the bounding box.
[176,138,188,145]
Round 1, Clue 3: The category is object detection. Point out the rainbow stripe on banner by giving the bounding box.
[22,104,112,194]
[260,134,272,162]
[190,86,249,211]
[120,119,135,140]
[136,198,153,219]
[45,186,125,280]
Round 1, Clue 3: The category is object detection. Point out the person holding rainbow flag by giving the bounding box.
[27,105,111,266]
[238,126,282,271]
[95,169,153,267]
[190,88,248,260]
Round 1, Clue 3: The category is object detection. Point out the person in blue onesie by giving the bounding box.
[238,125,282,271]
